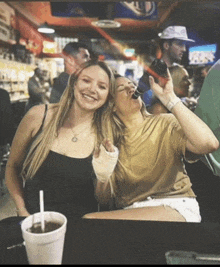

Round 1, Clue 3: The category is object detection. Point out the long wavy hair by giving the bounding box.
[103,74,148,148]
[21,60,115,181]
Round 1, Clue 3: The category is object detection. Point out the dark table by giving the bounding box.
[63,219,220,264]
[2,217,220,264]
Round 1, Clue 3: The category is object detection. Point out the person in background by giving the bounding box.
[194,60,220,177]
[0,88,14,164]
[139,25,195,107]
[125,69,134,80]
[0,88,14,147]
[41,69,52,102]
[189,65,212,101]
[0,88,14,194]
[83,71,219,223]
[50,42,91,103]
[5,60,118,220]
[11,30,27,63]
[201,65,212,79]
[184,60,220,223]
[25,68,49,113]
[149,65,197,114]
[159,25,195,67]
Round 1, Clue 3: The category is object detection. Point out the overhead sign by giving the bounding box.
[51,1,157,20]
[115,2,157,20]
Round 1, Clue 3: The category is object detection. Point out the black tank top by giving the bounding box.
[24,105,98,219]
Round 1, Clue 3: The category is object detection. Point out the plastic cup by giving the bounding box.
[21,211,67,264]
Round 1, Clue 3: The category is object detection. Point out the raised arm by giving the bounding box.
[5,105,46,216]
[149,71,219,155]
[93,139,118,205]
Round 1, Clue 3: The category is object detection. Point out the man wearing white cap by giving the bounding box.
[160,25,195,67]
[139,25,195,108]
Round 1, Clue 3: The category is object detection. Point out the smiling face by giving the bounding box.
[73,65,110,112]
[114,76,143,118]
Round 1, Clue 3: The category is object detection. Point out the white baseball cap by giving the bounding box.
[160,26,195,42]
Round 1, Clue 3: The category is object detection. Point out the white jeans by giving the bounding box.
[124,197,201,223]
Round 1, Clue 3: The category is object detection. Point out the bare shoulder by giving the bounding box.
[25,104,46,120]
[45,103,59,123]
[25,105,47,132]
[27,103,57,119]
[23,104,58,137]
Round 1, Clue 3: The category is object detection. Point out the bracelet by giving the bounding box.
[166,98,181,112]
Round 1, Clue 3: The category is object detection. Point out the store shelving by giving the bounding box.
[0,58,36,102]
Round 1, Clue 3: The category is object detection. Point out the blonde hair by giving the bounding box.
[21,60,115,180]
[103,75,148,148]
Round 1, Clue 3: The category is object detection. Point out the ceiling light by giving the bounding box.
[92,20,121,29]
[38,22,55,34]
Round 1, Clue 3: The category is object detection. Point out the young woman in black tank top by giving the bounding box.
[5,60,118,219]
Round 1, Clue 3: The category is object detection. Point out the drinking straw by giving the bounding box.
[39,190,45,232]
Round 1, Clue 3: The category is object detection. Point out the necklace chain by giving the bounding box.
[67,117,91,142]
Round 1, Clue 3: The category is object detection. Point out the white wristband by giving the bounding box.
[166,98,181,112]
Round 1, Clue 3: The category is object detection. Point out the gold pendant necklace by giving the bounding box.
[72,136,78,142]
[67,117,91,142]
